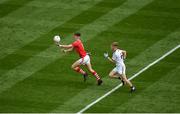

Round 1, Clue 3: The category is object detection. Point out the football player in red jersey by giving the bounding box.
[57,33,103,85]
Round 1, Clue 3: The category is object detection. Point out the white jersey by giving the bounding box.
[112,49,125,66]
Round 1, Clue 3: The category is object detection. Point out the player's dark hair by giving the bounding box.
[74,32,81,37]
[112,42,119,47]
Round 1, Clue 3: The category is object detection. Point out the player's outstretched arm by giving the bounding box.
[108,57,115,63]
[63,47,73,53]
[58,44,73,49]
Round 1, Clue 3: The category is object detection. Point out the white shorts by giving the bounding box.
[78,55,90,65]
[113,64,126,75]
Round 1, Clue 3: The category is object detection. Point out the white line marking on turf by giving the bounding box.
[77,44,180,114]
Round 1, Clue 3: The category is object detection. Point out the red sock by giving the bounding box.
[92,71,100,80]
[75,67,85,75]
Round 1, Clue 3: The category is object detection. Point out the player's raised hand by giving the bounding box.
[104,52,109,58]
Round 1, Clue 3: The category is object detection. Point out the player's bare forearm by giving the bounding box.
[108,57,115,63]
[63,47,73,53]
[58,44,73,49]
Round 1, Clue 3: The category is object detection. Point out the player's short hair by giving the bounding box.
[74,32,81,37]
[112,42,119,47]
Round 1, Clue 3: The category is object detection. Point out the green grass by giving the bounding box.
[0,0,180,113]
[0,0,34,18]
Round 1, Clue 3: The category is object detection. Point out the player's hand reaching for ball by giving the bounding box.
[57,44,62,47]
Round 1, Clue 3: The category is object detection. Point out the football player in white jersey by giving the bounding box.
[104,42,135,92]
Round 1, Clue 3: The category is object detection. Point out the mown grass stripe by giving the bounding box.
[0,0,34,18]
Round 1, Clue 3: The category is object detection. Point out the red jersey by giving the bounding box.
[72,39,87,58]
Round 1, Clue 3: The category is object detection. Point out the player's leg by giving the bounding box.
[109,68,125,85]
[120,74,133,87]
[71,59,86,75]
[109,69,120,79]
[86,62,103,85]
[120,65,132,86]
[86,63,100,80]
[120,74,135,92]
[118,64,135,92]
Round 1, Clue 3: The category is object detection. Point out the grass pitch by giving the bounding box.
[0,0,180,113]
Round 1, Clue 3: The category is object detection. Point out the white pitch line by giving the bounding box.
[77,44,180,114]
